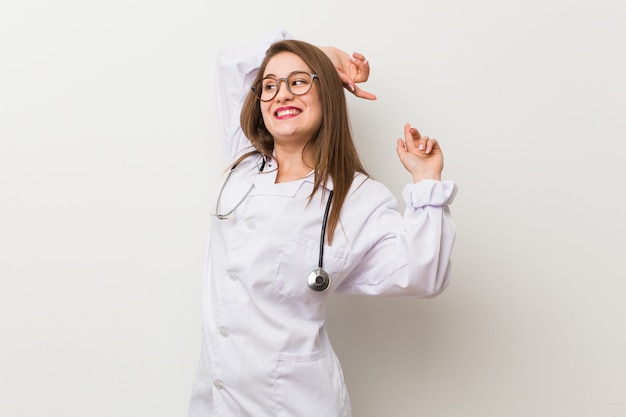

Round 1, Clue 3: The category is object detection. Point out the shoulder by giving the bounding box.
[335,174,402,246]
[350,173,394,196]
[345,173,398,212]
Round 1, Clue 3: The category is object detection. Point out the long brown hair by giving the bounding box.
[238,39,368,244]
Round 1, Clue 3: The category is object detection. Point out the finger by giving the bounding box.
[337,71,376,99]
[336,72,356,93]
[425,138,439,154]
[351,52,368,65]
[396,138,407,157]
[352,85,377,100]
[404,123,419,151]
[418,135,433,152]
[349,52,369,70]
[349,52,370,82]
[410,125,421,139]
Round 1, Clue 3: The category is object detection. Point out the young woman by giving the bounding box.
[188,29,457,417]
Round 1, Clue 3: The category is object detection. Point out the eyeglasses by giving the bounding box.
[251,71,318,102]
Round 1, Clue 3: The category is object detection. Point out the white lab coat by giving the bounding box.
[188,29,458,417]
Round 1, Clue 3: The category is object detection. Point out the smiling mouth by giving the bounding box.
[275,109,301,118]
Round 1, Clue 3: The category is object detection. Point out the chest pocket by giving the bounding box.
[275,232,348,303]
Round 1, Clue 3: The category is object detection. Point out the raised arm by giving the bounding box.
[334,126,456,298]
[215,29,292,162]
[215,30,377,162]
[335,176,457,298]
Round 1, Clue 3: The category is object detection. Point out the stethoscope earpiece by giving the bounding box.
[307,268,330,292]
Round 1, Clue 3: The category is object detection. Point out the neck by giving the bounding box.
[273,144,314,183]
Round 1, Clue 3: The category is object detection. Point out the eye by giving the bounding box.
[290,76,310,87]
[262,79,278,91]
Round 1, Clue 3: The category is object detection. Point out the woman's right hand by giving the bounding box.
[319,46,377,100]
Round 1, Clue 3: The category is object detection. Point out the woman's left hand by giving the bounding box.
[396,123,444,182]
[319,47,377,100]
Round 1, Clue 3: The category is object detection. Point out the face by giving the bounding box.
[259,52,323,148]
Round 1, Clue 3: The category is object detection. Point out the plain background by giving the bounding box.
[1,0,625,416]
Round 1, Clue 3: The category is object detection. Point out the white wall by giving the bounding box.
[1,1,625,416]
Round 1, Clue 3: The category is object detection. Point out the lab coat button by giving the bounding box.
[213,379,224,390]
[246,220,256,230]
[219,327,230,337]
[228,273,238,281]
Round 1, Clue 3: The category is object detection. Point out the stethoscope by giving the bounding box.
[212,159,333,292]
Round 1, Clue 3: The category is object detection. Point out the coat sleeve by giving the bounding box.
[215,28,293,162]
[334,178,458,298]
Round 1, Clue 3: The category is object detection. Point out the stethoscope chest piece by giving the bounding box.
[307,268,330,292]
[306,189,334,292]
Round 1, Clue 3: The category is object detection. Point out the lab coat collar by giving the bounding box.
[251,155,334,197]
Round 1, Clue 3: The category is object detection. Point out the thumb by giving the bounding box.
[396,138,406,158]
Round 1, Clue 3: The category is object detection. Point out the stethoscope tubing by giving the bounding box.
[212,158,333,292]
[318,190,333,270]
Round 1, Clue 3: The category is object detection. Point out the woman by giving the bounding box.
[188,29,457,417]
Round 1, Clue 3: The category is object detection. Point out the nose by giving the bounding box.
[274,78,293,101]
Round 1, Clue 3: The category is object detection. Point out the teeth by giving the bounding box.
[276,109,300,117]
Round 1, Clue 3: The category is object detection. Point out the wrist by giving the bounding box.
[412,172,442,183]
[318,46,340,66]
